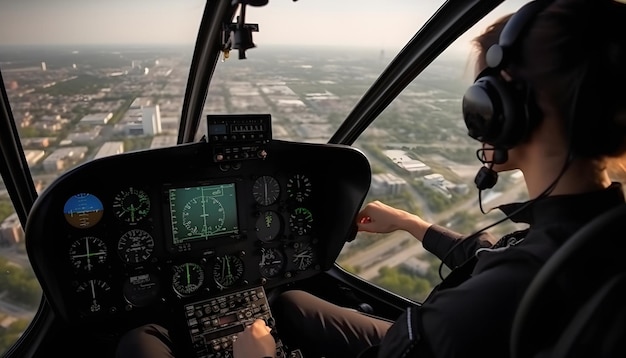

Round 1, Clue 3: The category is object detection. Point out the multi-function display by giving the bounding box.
[168,183,239,244]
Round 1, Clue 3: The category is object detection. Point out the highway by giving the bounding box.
[338,170,527,281]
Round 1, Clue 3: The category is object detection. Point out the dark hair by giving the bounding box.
[472,0,626,160]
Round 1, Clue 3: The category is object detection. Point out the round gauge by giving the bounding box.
[259,247,285,278]
[64,193,104,229]
[213,254,244,289]
[69,236,108,271]
[117,229,155,264]
[75,279,111,314]
[172,262,205,296]
[112,187,151,223]
[292,242,315,271]
[252,175,281,206]
[256,211,282,242]
[182,196,225,236]
[289,207,313,236]
[123,272,161,307]
[286,174,311,203]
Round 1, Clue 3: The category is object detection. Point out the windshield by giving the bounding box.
[0,0,530,354]
[198,1,451,142]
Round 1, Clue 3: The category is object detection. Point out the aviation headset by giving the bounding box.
[462,0,553,154]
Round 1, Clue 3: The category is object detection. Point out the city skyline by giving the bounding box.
[0,0,529,58]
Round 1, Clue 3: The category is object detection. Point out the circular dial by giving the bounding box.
[292,242,315,271]
[69,236,108,271]
[117,229,155,264]
[172,262,205,296]
[182,196,225,236]
[64,193,104,229]
[252,175,281,206]
[75,279,111,314]
[112,187,151,223]
[286,174,311,203]
[213,254,244,289]
[256,211,282,242]
[123,273,161,307]
[259,247,285,278]
[289,207,313,236]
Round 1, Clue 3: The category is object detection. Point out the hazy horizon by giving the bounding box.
[0,1,529,59]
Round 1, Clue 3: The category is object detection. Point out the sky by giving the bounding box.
[0,0,526,56]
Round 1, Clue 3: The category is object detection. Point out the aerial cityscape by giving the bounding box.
[0,44,528,353]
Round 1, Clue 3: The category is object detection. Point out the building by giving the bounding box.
[130,97,152,109]
[384,149,431,176]
[94,141,124,159]
[150,135,178,149]
[422,173,469,197]
[123,122,144,136]
[0,213,24,245]
[21,137,52,148]
[67,126,103,143]
[79,113,113,125]
[24,150,46,166]
[160,116,179,134]
[423,173,446,186]
[42,146,88,172]
[142,105,162,135]
[370,173,407,196]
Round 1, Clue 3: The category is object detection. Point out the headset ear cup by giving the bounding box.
[463,74,520,148]
[463,0,551,150]
[484,75,521,148]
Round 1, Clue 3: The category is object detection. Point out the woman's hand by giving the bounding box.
[356,201,430,241]
[232,319,276,358]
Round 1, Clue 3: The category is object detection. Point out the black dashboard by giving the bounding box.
[24,125,371,357]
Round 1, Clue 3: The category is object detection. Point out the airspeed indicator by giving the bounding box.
[112,187,150,223]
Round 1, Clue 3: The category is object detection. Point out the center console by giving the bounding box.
[185,286,291,358]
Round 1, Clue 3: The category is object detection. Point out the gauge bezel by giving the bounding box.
[172,262,205,297]
[252,175,281,206]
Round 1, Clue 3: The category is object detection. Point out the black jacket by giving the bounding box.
[374,183,625,358]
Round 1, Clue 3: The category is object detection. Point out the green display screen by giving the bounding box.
[168,183,238,244]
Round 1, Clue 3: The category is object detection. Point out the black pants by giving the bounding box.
[116,290,392,358]
[273,290,392,358]
[116,323,175,358]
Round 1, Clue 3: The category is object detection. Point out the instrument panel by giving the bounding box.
[25,138,371,354]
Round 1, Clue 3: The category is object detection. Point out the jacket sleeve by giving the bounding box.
[422,225,495,268]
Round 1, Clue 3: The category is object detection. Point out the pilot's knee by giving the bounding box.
[275,290,309,316]
[116,324,172,358]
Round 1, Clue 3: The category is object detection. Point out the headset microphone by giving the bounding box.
[474,147,507,190]
[475,165,498,190]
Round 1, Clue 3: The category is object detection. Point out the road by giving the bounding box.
[339,230,426,280]
[0,294,35,320]
[339,179,527,280]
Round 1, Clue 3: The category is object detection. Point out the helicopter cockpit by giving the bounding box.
[26,110,372,356]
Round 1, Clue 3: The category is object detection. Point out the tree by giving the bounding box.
[374,266,432,302]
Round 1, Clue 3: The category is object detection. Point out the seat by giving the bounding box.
[510,203,626,358]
